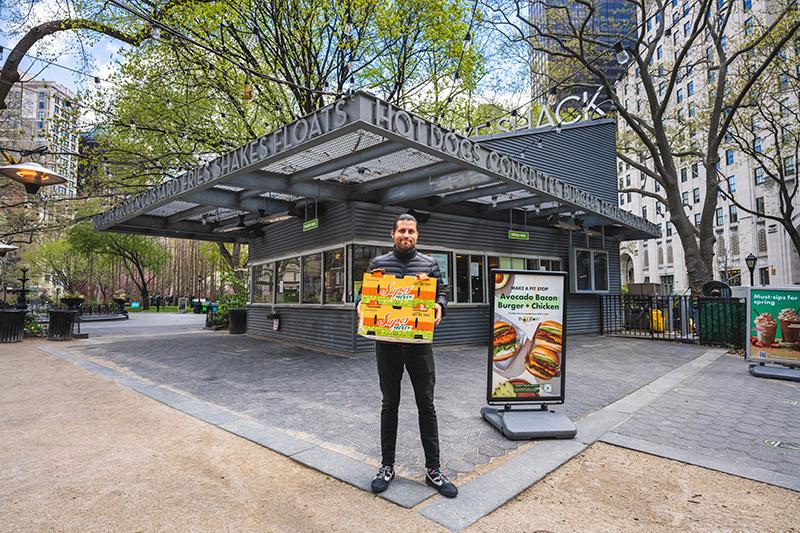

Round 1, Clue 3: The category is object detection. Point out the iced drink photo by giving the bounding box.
[755,312,778,345]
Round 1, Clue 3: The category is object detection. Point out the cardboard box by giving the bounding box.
[358,271,437,343]
[360,270,436,308]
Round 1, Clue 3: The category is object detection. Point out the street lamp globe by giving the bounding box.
[0,162,67,194]
[745,253,757,272]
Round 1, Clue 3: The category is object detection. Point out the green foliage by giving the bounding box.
[219,293,247,314]
[24,312,44,337]
[23,237,89,295]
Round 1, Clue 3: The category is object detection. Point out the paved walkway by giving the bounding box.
[74,323,707,479]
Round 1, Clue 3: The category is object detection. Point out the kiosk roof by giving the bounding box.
[92,91,659,243]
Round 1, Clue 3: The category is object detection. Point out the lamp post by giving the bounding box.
[0,162,67,194]
[745,253,757,286]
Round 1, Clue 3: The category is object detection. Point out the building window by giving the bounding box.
[682,191,689,205]
[683,20,691,36]
[677,88,684,103]
[730,229,740,255]
[729,204,738,223]
[745,17,754,36]
[656,202,662,215]
[627,192,631,202]
[785,156,796,175]
[756,197,765,214]
[38,101,45,109]
[620,194,625,205]
[693,188,700,203]
[570,248,609,293]
[666,221,673,236]
[251,263,275,304]
[456,254,486,303]
[695,213,701,226]
[626,174,631,186]
[657,45,663,60]
[754,167,765,185]
[687,81,694,96]
[351,245,390,301]
[758,228,768,253]
[655,181,661,192]
[744,0,752,11]
[715,207,724,226]
[667,245,674,264]
[642,206,648,219]
[38,91,46,99]
[708,69,717,83]
[688,103,696,117]
[728,175,736,193]
[681,168,688,182]
[323,248,345,304]
[420,250,453,302]
[276,257,301,303]
[301,254,322,304]
[759,267,770,285]
[726,149,734,165]
[754,137,762,153]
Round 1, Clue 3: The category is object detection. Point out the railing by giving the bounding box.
[14,301,126,321]
[599,294,747,348]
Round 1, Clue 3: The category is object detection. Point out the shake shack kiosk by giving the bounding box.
[92,91,658,355]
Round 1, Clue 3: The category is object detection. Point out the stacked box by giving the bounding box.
[358,271,437,343]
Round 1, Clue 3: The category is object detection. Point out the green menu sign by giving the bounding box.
[508,230,529,240]
[303,218,319,232]
[747,287,800,366]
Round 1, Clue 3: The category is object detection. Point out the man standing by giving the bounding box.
[359,213,458,498]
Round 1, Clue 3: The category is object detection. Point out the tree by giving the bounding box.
[69,222,168,309]
[723,42,800,262]
[485,0,800,294]
[23,237,89,295]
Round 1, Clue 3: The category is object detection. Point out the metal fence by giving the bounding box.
[599,294,747,348]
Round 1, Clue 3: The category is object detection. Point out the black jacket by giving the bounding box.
[360,247,447,315]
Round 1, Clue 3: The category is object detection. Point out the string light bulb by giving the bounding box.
[345,13,354,37]
[463,31,471,52]
[151,26,161,40]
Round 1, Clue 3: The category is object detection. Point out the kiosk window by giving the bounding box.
[419,250,453,302]
[323,248,345,304]
[570,248,610,293]
[351,245,390,302]
[456,254,485,303]
[302,254,322,304]
[470,255,485,303]
[251,263,274,304]
[276,257,300,303]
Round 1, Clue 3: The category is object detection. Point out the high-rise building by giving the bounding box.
[0,79,79,195]
[617,0,800,290]
[529,1,636,103]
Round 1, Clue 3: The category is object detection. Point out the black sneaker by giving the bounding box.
[426,467,458,498]
[371,464,395,493]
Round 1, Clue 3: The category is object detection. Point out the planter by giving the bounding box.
[228,308,247,334]
[60,297,85,311]
[113,297,128,316]
[0,310,26,343]
[48,310,77,341]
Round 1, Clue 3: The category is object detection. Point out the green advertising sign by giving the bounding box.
[508,230,529,241]
[302,218,319,232]
[747,287,800,366]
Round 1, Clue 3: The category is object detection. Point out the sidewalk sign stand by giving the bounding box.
[745,286,800,382]
[481,269,576,440]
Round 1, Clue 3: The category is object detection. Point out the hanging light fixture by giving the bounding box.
[345,13,354,37]
[463,30,472,52]
[614,41,630,65]
[0,162,67,194]
[0,242,19,257]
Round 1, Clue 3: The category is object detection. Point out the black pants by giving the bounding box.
[375,341,440,469]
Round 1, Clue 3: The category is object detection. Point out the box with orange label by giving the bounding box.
[360,270,436,308]
[358,301,436,343]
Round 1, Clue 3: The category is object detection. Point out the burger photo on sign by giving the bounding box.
[492,320,524,370]
[525,320,563,381]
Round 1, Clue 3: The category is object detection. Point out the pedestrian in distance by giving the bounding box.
[357,213,458,498]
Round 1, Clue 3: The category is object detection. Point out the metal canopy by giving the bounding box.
[93,91,659,243]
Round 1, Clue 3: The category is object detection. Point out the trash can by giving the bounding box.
[48,310,77,341]
[228,308,247,334]
[0,309,26,343]
[194,302,202,314]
